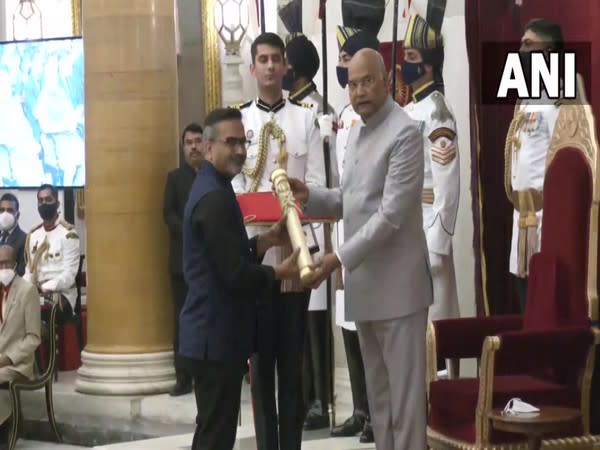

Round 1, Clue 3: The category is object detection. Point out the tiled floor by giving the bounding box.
[13,370,374,450]
[17,434,374,450]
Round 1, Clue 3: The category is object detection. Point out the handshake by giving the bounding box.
[258,177,340,290]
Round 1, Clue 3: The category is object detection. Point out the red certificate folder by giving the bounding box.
[236,192,335,225]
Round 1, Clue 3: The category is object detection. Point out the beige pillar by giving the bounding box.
[76,0,178,395]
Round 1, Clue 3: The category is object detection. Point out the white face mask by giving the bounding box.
[0,212,16,232]
[0,268,15,286]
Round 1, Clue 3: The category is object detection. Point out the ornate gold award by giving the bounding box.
[271,168,315,286]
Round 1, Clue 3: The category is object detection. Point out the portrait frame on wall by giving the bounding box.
[200,0,222,113]
[71,0,83,216]
[71,0,81,36]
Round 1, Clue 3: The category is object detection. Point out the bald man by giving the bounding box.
[288,49,432,450]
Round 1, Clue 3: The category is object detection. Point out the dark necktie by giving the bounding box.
[0,232,8,244]
[0,288,6,323]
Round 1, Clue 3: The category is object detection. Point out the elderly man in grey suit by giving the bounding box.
[0,244,41,431]
[288,48,432,450]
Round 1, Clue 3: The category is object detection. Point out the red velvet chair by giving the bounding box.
[426,80,600,449]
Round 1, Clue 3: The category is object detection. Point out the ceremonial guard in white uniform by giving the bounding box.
[402,14,460,323]
[231,97,324,199]
[231,33,325,450]
[23,186,80,318]
[283,33,338,430]
[505,92,560,312]
[504,19,564,310]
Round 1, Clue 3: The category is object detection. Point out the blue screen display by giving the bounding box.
[0,37,84,188]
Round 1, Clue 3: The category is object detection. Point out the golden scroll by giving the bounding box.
[271,168,315,286]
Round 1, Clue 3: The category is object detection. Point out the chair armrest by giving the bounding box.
[494,326,594,374]
[426,316,523,393]
[431,315,523,360]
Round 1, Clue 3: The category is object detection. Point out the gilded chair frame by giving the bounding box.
[426,75,600,449]
[7,303,61,450]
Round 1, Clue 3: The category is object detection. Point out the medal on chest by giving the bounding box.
[524,112,540,133]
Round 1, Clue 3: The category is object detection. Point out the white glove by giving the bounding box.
[40,279,59,293]
[317,114,334,139]
[429,252,444,276]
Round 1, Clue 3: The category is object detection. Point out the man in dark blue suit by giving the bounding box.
[163,122,203,396]
[178,107,300,450]
[0,193,26,276]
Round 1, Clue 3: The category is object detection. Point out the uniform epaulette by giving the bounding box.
[29,223,43,233]
[289,98,312,109]
[430,91,453,123]
[60,219,75,230]
[230,100,252,110]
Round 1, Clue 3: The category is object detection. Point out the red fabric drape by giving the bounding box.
[466,0,520,316]
[465,0,600,432]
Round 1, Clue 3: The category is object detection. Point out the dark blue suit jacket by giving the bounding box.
[178,162,274,367]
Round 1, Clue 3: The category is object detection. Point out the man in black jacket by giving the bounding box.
[162,122,203,396]
[0,193,26,276]
[179,107,300,450]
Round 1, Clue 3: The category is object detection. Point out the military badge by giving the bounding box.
[429,127,458,166]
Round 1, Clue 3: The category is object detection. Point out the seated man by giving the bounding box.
[0,245,41,433]
[23,184,80,320]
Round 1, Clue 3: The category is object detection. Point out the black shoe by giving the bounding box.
[169,378,192,396]
[304,411,330,430]
[359,421,374,443]
[330,414,365,437]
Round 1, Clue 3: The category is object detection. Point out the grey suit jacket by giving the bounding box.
[0,275,41,379]
[306,97,433,322]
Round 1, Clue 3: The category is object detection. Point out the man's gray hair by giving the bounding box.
[203,125,216,142]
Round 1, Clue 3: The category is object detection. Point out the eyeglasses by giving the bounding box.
[213,137,251,149]
[184,137,203,145]
[348,75,377,92]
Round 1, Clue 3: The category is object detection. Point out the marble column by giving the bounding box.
[75,0,178,395]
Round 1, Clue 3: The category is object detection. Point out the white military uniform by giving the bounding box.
[507,92,560,276]
[334,104,362,331]
[404,86,460,322]
[23,219,80,308]
[231,97,326,280]
[289,83,339,311]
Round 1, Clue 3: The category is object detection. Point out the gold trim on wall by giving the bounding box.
[201,0,222,113]
[71,0,81,36]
